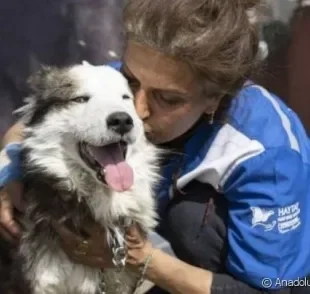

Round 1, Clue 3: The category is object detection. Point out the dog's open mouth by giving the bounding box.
[78,141,134,192]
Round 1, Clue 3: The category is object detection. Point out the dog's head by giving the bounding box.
[17,62,154,193]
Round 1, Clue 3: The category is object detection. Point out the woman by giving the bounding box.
[1,0,310,293]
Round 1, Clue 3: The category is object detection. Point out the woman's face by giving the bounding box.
[122,41,216,144]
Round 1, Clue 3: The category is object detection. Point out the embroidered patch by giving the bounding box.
[250,202,301,234]
[251,207,276,232]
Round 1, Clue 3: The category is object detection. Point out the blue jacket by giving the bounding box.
[1,61,310,290]
[164,84,310,289]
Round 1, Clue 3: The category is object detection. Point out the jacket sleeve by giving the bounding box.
[211,272,292,294]
[222,146,310,290]
[107,60,122,71]
[0,143,22,188]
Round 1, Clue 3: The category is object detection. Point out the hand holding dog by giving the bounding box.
[52,220,115,269]
[53,220,153,270]
[125,225,154,267]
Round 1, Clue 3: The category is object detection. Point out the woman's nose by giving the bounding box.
[134,89,150,120]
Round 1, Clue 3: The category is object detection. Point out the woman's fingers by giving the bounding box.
[0,224,18,244]
[126,225,144,242]
[0,189,21,238]
[52,220,85,246]
[0,181,25,241]
[52,220,113,268]
[81,222,110,253]
[82,221,106,238]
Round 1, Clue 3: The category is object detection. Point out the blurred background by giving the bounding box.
[0,0,309,138]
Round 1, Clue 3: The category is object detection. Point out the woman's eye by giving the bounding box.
[72,96,90,103]
[155,93,182,106]
[163,98,180,105]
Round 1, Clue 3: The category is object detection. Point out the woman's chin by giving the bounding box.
[145,132,180,145]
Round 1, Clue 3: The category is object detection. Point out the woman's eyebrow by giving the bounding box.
[121,62,189,97]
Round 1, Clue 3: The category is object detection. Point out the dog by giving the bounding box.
[1,62,161,294]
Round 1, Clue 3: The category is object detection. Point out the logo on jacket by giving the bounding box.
[250,207,276,232]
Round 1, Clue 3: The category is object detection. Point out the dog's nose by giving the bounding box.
[106,112,134,135]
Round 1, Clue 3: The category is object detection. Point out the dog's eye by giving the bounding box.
[122,94,131,100]
[72,96,90,103]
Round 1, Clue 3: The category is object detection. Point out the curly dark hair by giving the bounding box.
[123,0,262,120]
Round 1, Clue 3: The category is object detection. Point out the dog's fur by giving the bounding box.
[0,62,161,294]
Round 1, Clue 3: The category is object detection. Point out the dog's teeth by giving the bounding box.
[98,168,106,176]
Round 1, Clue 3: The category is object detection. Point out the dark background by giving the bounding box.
[0,0,125,138]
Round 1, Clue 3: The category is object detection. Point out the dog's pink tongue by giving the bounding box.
[91,143,133,192]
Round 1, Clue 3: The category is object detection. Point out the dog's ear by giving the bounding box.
[26,65,56,94]
[13,65,58,124]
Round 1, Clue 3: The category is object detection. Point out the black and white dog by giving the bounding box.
[2,62,161,293]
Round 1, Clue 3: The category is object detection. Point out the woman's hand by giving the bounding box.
[53,221,154,270]
[52,220,113,269]
[0,121,26,242]
[125,225,154,267]
[0,181,25,243]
